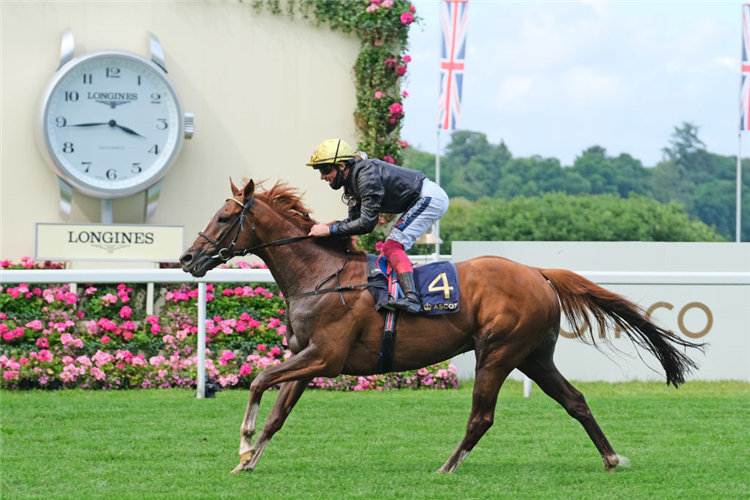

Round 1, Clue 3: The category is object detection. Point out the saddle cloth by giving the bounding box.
[366,254,460,315]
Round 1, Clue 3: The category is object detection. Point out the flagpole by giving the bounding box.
[740,4,746,243]
[738,132,743,243]
[435,128,441,260]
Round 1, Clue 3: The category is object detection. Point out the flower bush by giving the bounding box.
[1,258,459,391]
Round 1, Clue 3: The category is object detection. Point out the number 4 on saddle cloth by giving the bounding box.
[366,254,460,314]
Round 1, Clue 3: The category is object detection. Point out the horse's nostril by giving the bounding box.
[180,253,193,265]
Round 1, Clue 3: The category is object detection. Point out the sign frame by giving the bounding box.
[35,222,185,263]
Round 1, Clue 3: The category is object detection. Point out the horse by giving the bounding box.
[179,178,703,474]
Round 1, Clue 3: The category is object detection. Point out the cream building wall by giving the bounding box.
[0,0,360,262]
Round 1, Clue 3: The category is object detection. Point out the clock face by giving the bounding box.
[40,52,184,198]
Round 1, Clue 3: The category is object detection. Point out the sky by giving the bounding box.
[402,1,748,167]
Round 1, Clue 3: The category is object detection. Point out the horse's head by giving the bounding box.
[180,178,257,277]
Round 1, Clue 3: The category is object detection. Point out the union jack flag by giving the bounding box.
[438,0,469,131]
[742,4,750,130]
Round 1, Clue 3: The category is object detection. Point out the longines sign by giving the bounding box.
[35,223,184,262]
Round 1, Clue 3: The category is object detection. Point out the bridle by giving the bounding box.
[197,194,373,305]
[198,195,313,262]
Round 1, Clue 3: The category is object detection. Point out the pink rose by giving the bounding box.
[383,155,396,164]
[26,320,43,331]
[410,4,416,13]
[366,4,379,13]
[239,363,253,377]
[257,344,267,352]
[402,55,412,63]
[101,335,111,344]
[36,337,49,348]
[375,91,383,99]
[398,140,409,149]
[119,306,132,319]
[400,12,415,25]
[395,65,407,77]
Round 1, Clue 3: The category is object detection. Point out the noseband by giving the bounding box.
[198,195,313,262]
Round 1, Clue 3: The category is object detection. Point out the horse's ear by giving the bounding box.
[243,179,255,199]
[229,177,240,196]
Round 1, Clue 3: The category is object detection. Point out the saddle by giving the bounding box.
[366,254,460,315]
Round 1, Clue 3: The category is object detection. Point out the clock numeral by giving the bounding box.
[137,75,142,86]
[81,162,92,173]
[62,142,74,153]
[132,163,142,174]
[151,93,161,104]
[156,119,168,130]
[106,169,117,180]
[106,67,121,78]
[148,145,160,155]
[64,91,79,102]
[83,74,93,84]
[55,117,67,127]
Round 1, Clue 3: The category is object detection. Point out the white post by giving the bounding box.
[146,282,155,315]
[523,375,533,398]
[101,199,113,224]
[196,282,206,399]
[737,132,743,243]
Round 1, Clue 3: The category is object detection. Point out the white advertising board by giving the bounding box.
[451,242,750,382]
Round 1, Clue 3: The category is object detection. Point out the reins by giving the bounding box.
[197,195,372,305]
[284,249,374,305]
[198,195,314,262]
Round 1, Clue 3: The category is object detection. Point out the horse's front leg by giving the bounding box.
[232,345,339,473]
[232,377,311,473]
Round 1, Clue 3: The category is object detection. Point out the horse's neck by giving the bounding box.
[253,215,346,298]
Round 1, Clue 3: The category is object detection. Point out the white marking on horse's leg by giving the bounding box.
[437,449,471,473]
[616,454,631,468]
[447,450,470,472]
[247,433,270,470]
[239,402,259,456]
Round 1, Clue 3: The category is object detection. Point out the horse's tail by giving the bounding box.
[539,268,704,387]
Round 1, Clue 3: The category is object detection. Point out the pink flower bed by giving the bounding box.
[1,258,459,391]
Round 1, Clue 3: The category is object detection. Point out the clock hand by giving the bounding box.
[68,122,108,127]
[111,121,145,138]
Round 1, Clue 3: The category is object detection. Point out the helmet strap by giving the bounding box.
[329,165,347,190]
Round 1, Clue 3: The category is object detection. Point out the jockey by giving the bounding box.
[306,138,449,314]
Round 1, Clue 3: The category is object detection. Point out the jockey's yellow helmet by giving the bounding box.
[306,139,355,167]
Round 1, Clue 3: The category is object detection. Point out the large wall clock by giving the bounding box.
[35,29,194,220]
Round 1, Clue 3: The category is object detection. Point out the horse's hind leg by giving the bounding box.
[438,353,512,473]
[518,355,628,472]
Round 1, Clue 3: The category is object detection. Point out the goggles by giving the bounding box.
[313,163,336,175]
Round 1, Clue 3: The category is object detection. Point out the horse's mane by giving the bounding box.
[254,180,361,255]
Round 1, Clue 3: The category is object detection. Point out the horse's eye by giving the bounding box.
[217,216,230,224]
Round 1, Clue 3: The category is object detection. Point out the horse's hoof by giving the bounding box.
[230,451,255,473]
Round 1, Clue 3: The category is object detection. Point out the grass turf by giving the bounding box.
[1,380,748,500]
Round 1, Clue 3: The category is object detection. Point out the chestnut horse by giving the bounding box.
[179,179,702,474]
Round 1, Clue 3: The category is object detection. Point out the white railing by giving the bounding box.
[2,268,749,398]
